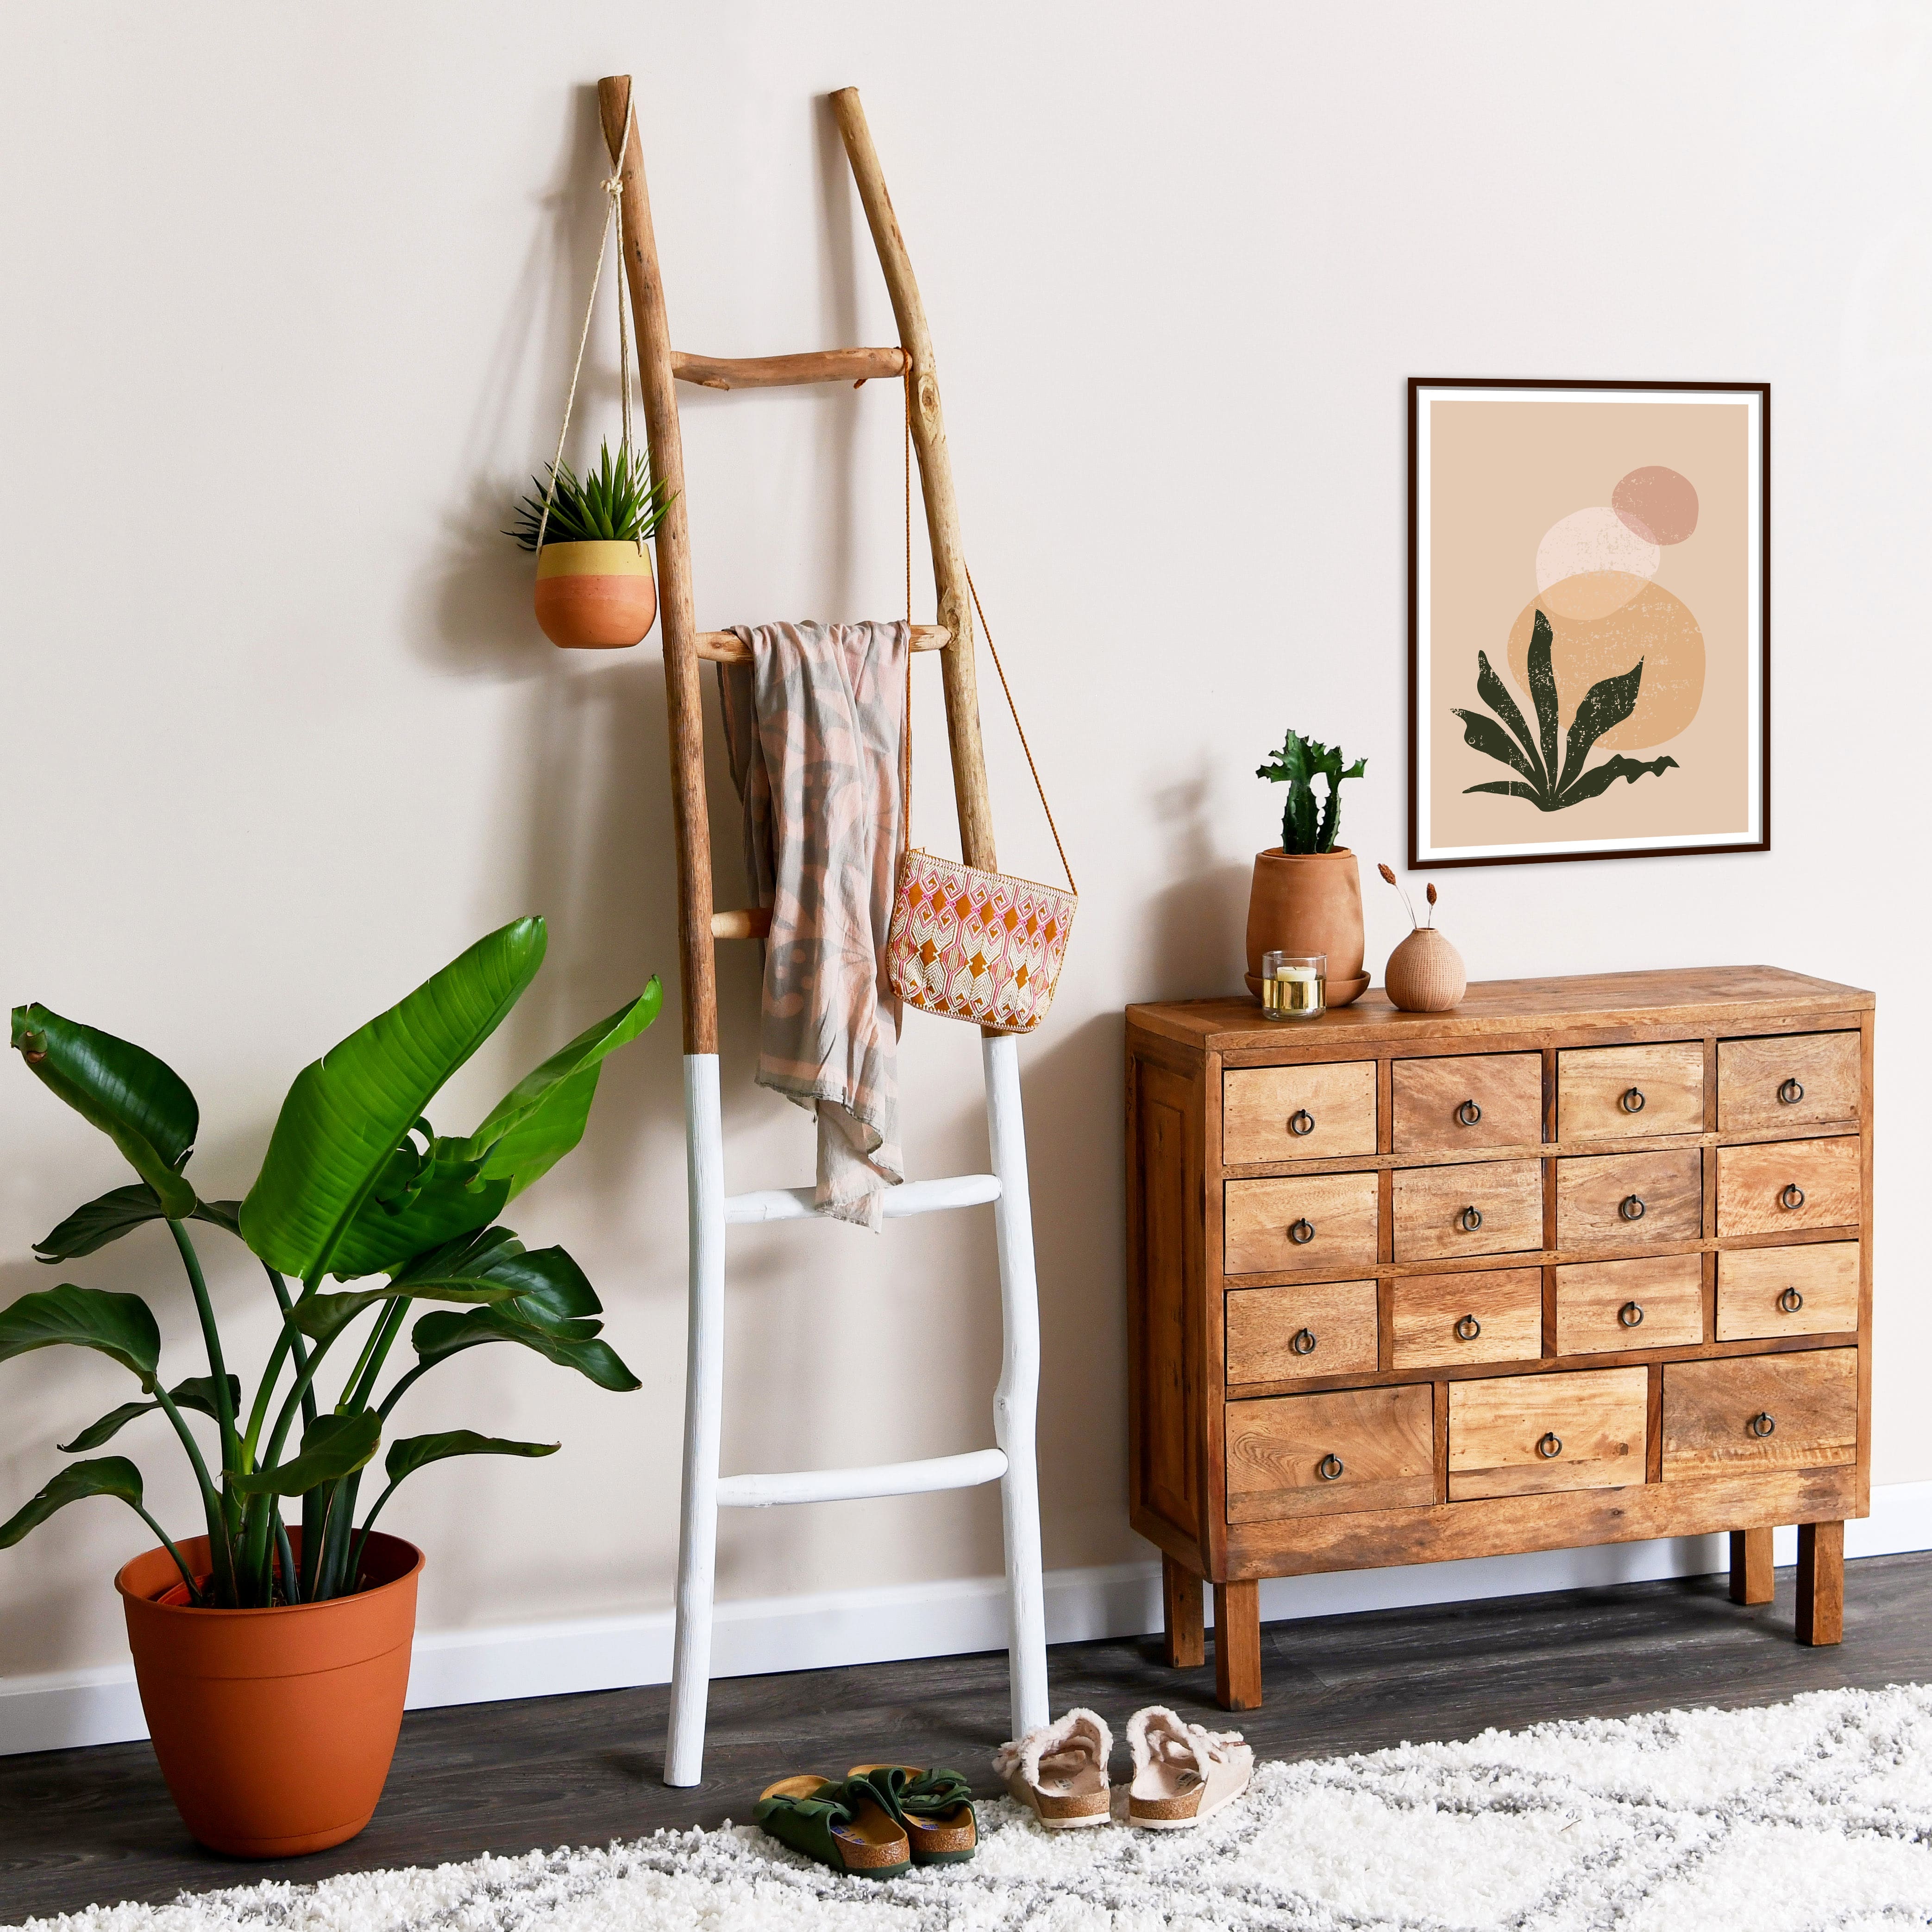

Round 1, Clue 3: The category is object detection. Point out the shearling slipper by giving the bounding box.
[992,1708,1113,1829]
[1125,1705,1253,1828]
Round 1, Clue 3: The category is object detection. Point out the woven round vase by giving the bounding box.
[1385,927,1466,1013]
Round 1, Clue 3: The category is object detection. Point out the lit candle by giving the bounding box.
[1261,952,1326,1020]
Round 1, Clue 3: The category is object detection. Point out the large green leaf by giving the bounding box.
[0,1286,161,1388]
[390,1226,602,1334]
[10,1009,197,1217]
[411,1305,640,1391]
[382,1430,559,1487]
[469,981,663,1200]
[238,919,547,1280]
[0,1458,144,1548]
[230,1410,382,1497]
[59,1374,241,1453]
[324,1135,510,1281]
[33,1186,238,1263]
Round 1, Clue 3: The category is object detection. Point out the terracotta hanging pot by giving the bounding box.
[1243,847,1368,1007]
[533,539,658,649]
[1385,926,1468,1013]
[116,1531,424,1858]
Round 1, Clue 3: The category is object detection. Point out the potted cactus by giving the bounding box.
[1245,729,1370,1007]
[509,438,675,650]
[2,920,659,1857]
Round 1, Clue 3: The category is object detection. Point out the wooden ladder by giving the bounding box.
[596,76,1050,1788]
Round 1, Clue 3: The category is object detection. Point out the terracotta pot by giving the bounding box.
[1385,926,1468,1012]
[1243,847,1368,1008]
[533,539,657,649]
[117,1531,423,1858]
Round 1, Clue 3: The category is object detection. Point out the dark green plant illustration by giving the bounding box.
[1454,611,1677,811]
[1258,730,1366,854]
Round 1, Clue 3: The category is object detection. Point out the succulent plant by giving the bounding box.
[508,438,675,550]
[1257,730,1366,855]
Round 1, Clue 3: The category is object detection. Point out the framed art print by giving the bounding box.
[1409,378,1768,867]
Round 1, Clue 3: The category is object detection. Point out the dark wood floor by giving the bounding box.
[3,1551,1928,1924]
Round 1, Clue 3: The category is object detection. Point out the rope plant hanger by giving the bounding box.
[509,93,675,650]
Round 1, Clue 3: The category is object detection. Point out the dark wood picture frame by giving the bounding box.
[1408,377,1770,870]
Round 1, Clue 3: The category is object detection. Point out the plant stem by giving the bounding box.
[274,1506,299,1606]
[346,1300,409,1414]
[132,1503,202,1603]
[150,1383,237,1603]
[263,1262,317,1431]
[166,1221,239,1491]
[348,1478,400,1587]
[335,1298,399,1415]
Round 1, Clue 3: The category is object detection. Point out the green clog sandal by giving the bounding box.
[846,1763,979,1864]
[754,1774,911,1879]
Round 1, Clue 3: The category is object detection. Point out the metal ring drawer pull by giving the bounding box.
[1779,1078,1804,1105]
[1537,1431,1563,1459]
[1455,1314,1482,1342]
[1619,1194,1646,1221]
[1288,1217,1315,1245]
[1456,1098,1482,1126]
[1780,1183,1805,1211]
[1621,1086,1646,1114]
[1288,1109,1315,1137]
[1317,1453,1345,1481]
[1458,1205,1484,1232]
[1779,1285,1805,1314]
[1291,1327,1318,1356]
[1749,1411,1776,1438]
[1618,1301,1645,1328]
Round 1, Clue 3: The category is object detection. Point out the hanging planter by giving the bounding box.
[512,441,671,650]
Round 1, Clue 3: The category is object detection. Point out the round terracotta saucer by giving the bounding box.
[1242,971,1372,1009]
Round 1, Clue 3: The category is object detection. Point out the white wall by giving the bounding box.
[2,1,1928,1725]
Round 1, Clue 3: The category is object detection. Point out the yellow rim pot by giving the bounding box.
[533,540,658,650]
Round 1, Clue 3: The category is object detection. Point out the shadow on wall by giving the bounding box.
[1148,768,1251,1000]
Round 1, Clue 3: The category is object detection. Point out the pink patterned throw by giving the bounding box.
[717,621,909,1230]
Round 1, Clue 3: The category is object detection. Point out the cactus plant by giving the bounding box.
[1257,730,1367,855]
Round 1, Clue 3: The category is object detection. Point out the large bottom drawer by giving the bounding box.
[1225,1385,1435,1522]
[1448,1367,1648,1500]
[1662,1348,1857,1478]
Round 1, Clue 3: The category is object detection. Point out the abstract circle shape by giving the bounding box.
[1505,582,1706,752]
[1535,508,1659,619]
[1612,467,1698,545]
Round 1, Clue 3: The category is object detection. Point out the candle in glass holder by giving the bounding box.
[1261,951,1326,1020]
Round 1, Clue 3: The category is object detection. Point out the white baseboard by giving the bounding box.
[6,1480,1929,1759]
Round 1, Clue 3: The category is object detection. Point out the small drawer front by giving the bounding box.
[1226,1383,1436,1522]
[1390,1267,1542,1369]
[1555,1254,1704,1356]
[1391,1159,1543,1262]
[1557,1041,1705,1141]
[1556,1148,1702,1250]
[1717,1242,1860,1341]
[1223,1061,1377,1165]
[1716,1137,1861,1237]
[1393,1053,1543,1153]
[1662,1348,1857,1478]
[1223,1172,1379,1275]
[1448,1366,1648,1499]
[1719,1032,1860,1134]
[1226,1280,1378,1385]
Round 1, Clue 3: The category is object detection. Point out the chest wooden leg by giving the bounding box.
[1729,1526,1774,1605]
[1212,1580,1262,1709]
[1162,1553,1205,1668]
[1797,1520,1844,1645]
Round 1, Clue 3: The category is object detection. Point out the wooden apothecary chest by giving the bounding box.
[1125,968,1873,1709]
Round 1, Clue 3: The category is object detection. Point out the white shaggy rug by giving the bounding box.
[12,1685,1932,1932]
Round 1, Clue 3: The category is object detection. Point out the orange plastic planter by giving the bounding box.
[533,539,658,648]
[116,1531,423,1857]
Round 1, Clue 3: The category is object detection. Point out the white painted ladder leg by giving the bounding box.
[665,1053,726,1788]
[984,1031,1049,1740]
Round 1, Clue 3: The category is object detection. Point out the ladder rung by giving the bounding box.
[716,1447,1006,1509]
[724,1173,1001,1224]
[696,625,948,665]
[671,347,907,390]
[712,907,772,941]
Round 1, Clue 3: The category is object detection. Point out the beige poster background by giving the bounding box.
[1424,395,1754,852]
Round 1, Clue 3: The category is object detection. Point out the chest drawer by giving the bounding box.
[1662,1348,1857,1478]
[1448,1367,1648,1499]
[1716,1243,1860,1341]
[1392,1053,1543,1153]
[1554,1253,1704,1356]
[1226,1383,1436,1522]
[1391,1158,1543,1262]
[1223,1061,1377,1165]
[1719,1033,1860,1134]
[1557,1041,1705,1141]
[1716,1137,1861,1236]
[1389,1266,1542,1369]
[1223,1172,1379,1275]
[1225,1280,1378,1385]
[1555,1148,1703,1250]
